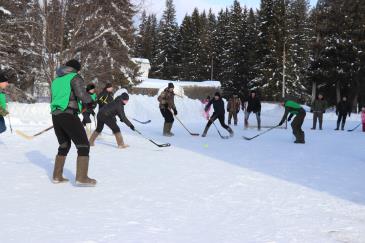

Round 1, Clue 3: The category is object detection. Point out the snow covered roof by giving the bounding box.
[0,6,11,15]
[131,58,150,65]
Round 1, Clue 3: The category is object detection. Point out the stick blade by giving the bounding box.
[190,133,200,136]
[16,130,34,140]
[158,143,171,147]
[242,135,257,141]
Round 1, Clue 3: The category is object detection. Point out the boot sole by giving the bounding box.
[75,181,97,187]
[52,179,69,184]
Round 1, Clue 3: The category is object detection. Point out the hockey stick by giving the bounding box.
[213,123,230,139]
[134,129,171,147]
[7,115,13,134]
[16,125,54,140]
[347,123,361,132]
[243,125,280,141]
[132,118,152,124]
[174,116,199,136]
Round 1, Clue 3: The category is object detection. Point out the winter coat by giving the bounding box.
[336,101,352,115]
[206,98,225,116]
[227,97,241,113]
[361,111,365,124]
[0,91,7,117]
[158,88,176,110]
[97,89,114,109]
[279,100,305,125]
[311,99,327,113]
[52,66,92,115]
[98,96,132,127]
[246,97,261,113]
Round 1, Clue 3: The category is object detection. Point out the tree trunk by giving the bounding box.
[336,80,341,103]
[311,81,316,103]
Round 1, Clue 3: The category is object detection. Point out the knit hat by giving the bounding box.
[65,59,81,71]
[86,83,96,92]
[0,71,8,83]
[214,92,221,97]
[168,82,174,89]
[121,92,129,101]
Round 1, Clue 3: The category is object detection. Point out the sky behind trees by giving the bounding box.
[142,0,318,22]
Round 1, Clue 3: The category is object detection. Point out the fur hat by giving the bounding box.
[168,82,174,89]
[0,71,8,83]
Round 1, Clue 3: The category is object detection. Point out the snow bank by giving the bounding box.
[137,78,221,89]
[6,96,361,125]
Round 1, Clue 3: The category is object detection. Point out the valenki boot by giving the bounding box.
[52,155,69,183]
[115,132,129,149]
[89,131,100,146]
[163,122,170,137]
[75,156,97,186]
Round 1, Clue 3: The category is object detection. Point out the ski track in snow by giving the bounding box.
[1,98,365,243]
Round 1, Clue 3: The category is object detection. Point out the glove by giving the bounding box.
[287,117,292,122]
[173,108,178,115]
[310,109,313,113]
[130,125,135,131]
[0,108,8,116]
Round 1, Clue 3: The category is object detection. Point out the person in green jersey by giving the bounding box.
[51,59,97,186]
[278,100,306,144]
[0,71,9,134]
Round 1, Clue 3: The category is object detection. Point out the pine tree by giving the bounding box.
[219,1,246,95]
[153,0,179,80]
[246,8,260,90]
[284,0,311,100]
[65,0,139,87]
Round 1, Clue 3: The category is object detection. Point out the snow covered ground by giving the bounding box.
[1,95,365,243]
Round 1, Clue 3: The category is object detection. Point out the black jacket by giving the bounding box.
[52,66,92,115]
[246,97,261,113]
[97,89,114,109]
[98,96,133,127]
[205,98,225,116]
[336,101,352,115]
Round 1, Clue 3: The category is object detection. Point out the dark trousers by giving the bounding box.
[245,111,261,128]
[160,108,174,123]
[82,112,92,126]
[336,114,347,129]
[291,111,306,142]
[0,116,6,134]
[95,114,120,134]
[207,113,229,129]
[312,112,323,129]
[228,111,238,125]
[52,113,90,157]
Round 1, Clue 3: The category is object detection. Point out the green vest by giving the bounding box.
[50,73,80,112]
[285,100,301,115]
[0,92,6,110]
[91,93,97,101]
